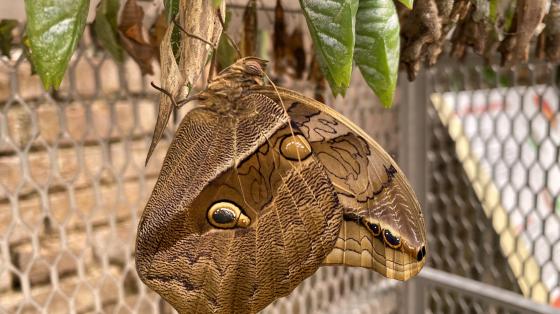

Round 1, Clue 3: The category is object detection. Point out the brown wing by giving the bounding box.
[258,87,427,281]
[136,93,343,313]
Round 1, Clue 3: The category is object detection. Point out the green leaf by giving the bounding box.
[216,10,236,71]
[0,19,18,58]
[213,0,223,7]
[300,0,359,96]
[94,0,123,62]
[24,0,90,90]
[22,35,37,74]
[217,35,236,71]
[354,0,400,108]
[163,0,181,62]
[489,0,498,23]
[504,0,517,31]
[164,0,179,23]
[397,0,413,9]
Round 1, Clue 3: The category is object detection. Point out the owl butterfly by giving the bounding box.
[136,57,427,314]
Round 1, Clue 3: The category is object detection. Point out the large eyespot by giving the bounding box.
[382,229,401,249]
[207,201,251,229]
[280,134,312,161]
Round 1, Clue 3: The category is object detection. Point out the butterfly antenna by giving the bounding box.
[261,70,300,161]
[150,82,180,108]
[150,82,199,108]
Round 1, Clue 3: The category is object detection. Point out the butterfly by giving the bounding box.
[136,57,427,314]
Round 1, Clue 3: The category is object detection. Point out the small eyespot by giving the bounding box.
[207,201,251,229]
[280,134,312,161]
[367,222,381,236]
[382,229,401,248]
[361,218,381,236]
[416,246,426,261]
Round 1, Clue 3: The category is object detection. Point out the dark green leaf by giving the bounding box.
[489,0,498,23]
[163,0,180,62]
[24,0,90,90]
[216,35,236,71]
[22,35,37,74]
[482,66,511,87]
[105,0,119,28]
[0,19,18,58]
[504,0,517,30]
[300,0,359,96]
[216,9,236,71]
[94,0,123,62]
[164,0,179,23]
[354,0,400,108]
[397,0,413,9]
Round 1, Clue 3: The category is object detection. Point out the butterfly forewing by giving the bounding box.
[137,89,343,313]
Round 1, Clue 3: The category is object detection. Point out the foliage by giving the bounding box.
[0,19,18,58]
[163,0,181,61]
[300,0,359,96]
[94,0,123,62]
[354,0,400,107]
[24,0,90,90]
[13,0,559,109]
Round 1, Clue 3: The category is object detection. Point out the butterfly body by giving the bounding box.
[136,58,426,314]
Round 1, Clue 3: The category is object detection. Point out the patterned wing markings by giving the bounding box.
[137,101,343,313]
[138,58,427,313]
[255,87,427,281]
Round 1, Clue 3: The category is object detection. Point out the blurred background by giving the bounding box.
[0,1,559,313]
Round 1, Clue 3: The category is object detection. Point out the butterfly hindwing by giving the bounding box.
[259,86,428,280]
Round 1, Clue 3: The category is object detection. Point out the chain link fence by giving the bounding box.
[1,2,560,314]
[413,59,560,313]
[0,4,400,313]
[0,24,166,313]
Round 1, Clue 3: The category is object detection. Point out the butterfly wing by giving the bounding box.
[259,87,427,281]
[136,92,343,313]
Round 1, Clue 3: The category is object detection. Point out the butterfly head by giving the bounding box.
[197,57,269,111]
[233,57,269,77]
[210,57,268,88]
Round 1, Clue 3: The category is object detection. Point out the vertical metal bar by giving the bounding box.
[398,72,429,210]
[398,71,431,314]
[402,279,427,314]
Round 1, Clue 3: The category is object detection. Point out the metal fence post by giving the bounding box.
[398,72,429,209]
[398,71,430,314]
[402,279,427,314]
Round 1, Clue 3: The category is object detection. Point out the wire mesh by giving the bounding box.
[0,5,400,313]
[0,25,165,313]
[426,286,525,314]
[425,59,560,311]
[3,2,559,314]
